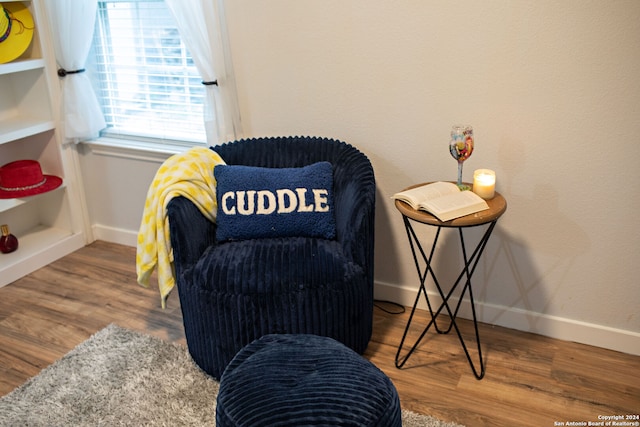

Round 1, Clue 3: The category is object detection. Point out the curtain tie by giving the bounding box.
[201,80,218,86]
[58,68,86,77]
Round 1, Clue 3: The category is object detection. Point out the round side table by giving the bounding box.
[394,183,507,379]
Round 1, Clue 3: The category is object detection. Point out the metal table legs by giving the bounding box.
[394,215,498,380]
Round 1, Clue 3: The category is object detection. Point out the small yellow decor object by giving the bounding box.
[0,2,34,64]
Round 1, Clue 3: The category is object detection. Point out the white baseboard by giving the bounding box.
[374,281,640,356]
[90,226,640,357]
[92,224,137,247]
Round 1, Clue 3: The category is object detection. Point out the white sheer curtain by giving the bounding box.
[165,0,242,145]
[45,0,105,143]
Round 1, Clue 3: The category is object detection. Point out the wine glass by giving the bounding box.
[449,125,474,190]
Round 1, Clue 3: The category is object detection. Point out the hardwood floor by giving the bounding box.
[1,241,638,426]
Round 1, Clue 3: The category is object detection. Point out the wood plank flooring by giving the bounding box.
[1,241,638,426]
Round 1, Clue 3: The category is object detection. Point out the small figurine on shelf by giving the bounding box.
[0,224,18,254]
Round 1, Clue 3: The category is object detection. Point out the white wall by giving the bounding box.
[79,0,640,354]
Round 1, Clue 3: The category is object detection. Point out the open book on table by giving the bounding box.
[392,181,489,222]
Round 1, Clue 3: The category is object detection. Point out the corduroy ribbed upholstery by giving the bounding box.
[216,334,402,427]
[167,136,376,379]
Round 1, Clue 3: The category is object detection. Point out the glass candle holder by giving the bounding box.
[473,169,496,199]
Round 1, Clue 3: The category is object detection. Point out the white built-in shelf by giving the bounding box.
[1,225,72,266]
[0,57,54,144]
[0,118,56,145]
[0,58,45,75]
[0,198,26,213]
[0,185,66,213]
[0,0,86,288]
[0,224,84,287]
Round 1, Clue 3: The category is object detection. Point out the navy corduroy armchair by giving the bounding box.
[167,136,376,379]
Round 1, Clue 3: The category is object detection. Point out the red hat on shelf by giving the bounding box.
[0,160,63,199]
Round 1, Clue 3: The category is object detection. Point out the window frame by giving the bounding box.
[88,0,208,149]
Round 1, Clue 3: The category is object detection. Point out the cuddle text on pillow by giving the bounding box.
[220,188,330,215]
[214,161,336,241]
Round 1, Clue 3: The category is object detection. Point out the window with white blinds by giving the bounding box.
[90,0,206,144]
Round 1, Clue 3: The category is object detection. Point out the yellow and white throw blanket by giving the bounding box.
[136,147,226,308]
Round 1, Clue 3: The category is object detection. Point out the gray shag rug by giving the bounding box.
[0,324,464,426]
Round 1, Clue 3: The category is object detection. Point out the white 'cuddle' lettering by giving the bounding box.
[256,190,276,214]
[237,190,256,215]
[276,189,297,213]
[221,192,236,214]
[295,188,314,212]
[313,189,329,212]
[221,188,330,215]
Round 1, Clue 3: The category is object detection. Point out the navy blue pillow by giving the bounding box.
[214,161,336,242]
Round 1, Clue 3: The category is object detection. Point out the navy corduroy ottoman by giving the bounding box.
[216,334,402,427]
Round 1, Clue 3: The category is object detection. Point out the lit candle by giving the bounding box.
[473,169,496,199]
